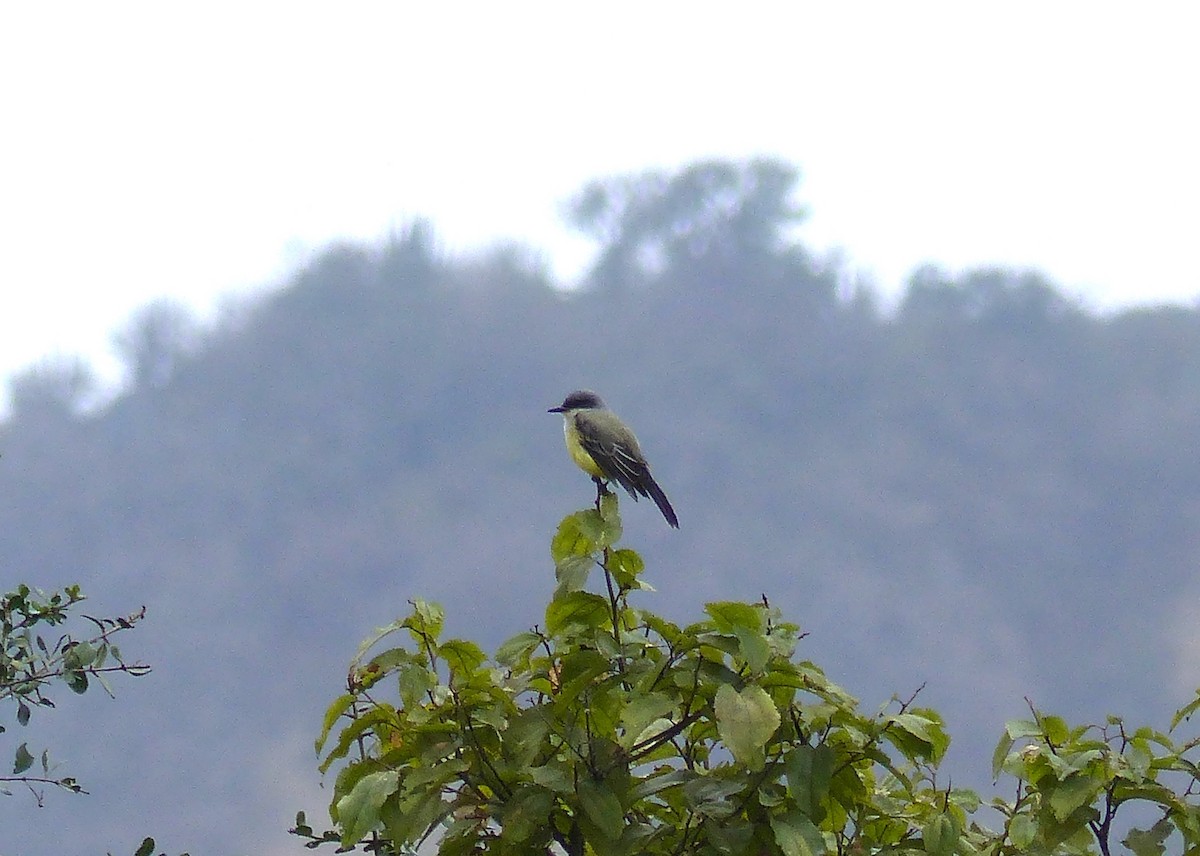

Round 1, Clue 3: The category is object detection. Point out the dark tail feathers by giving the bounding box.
[642,476,679,529]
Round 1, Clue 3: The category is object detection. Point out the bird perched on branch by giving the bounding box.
[548,389,679,528]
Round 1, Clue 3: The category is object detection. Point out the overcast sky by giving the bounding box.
[2,3,1197,390]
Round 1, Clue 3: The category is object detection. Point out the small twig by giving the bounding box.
[627,711,704,760]
[602,561,628,679]
[592,477,610,512]
[898,682,927,712]
[1025,697,1059,753]
[0,774,88,801]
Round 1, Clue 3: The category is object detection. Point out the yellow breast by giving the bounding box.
[563,418,606,479]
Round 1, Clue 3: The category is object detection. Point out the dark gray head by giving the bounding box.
[548,389,606,413]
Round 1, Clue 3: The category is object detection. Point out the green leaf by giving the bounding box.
[316,693,357,754]
[406,599,445,642]
[555,553,594,593]
[1171,690,1200,732]
[134,838,155,856]
[734,628,772,674]
[1004,718,1042,739]
[608,548,645,589]
[545,591,611,637]
[705,602,772,672]
[643,612,684,646]
[17,700,30,726]
[922,814,958,856]
[785,744,833,819]
[771,808,825,856]
[597,493,622,546]
[530,758,574,793]
[1008,813,1037,849]
[380,787,448,848]
[62,641,97,670]
[472,701,508,732]
[359,645,414,684]
[949,787,981,813]
[551,657,610,709]
[597,490,619,519]
[1124,737,1154,780]
[1040,804,1099,849]
[438,638,486,675]
[991,729,1014,779]
[620,692,677,750]
[629,767,694,801]
[500,785,556,843]
[886,711,949,763]
[1123,817,1174,856]
[507,707,553,769]
[398,661,436,710]
[351,617,410,667]
[551,511,601,564]
[705,601,766,634]
[714,684,781,770]
[707,819,756,853]
[1049,773,1100,821]
[1040,714,1069,745]
[683,776,743,819]
[64,669,89,694]
[13,743,34,774]
[335,769,400,846]
[495,631,542,667]
[578,777,624,840]
[319,705,399,773]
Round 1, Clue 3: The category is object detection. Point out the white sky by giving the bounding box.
[2,3,1198,391]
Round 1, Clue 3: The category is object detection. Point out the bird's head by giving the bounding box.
[548,389,606,414]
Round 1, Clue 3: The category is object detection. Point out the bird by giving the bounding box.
[548,389,679,528]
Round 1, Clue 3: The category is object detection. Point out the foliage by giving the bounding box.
[7,355,98,418]
[297,497,1200,854]
[113,837,187,856]
[567,158,809,291]
[111,298,201,389]
[988,700,1200,855]
[1,583,151,803]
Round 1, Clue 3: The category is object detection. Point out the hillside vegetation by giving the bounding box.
[3,159,1198,854]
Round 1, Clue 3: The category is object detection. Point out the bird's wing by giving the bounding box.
[576,410,679,527]
[575,412,647,499]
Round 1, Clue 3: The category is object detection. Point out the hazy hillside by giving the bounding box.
[3,159,1199,854]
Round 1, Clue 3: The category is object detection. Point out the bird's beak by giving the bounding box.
[548,406,565,413]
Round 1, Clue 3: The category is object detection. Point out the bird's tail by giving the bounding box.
[643,476,679,528]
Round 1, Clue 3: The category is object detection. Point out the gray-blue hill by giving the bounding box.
[3,159,1198,854]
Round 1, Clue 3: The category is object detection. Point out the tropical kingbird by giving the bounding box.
[548,389,679,528]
